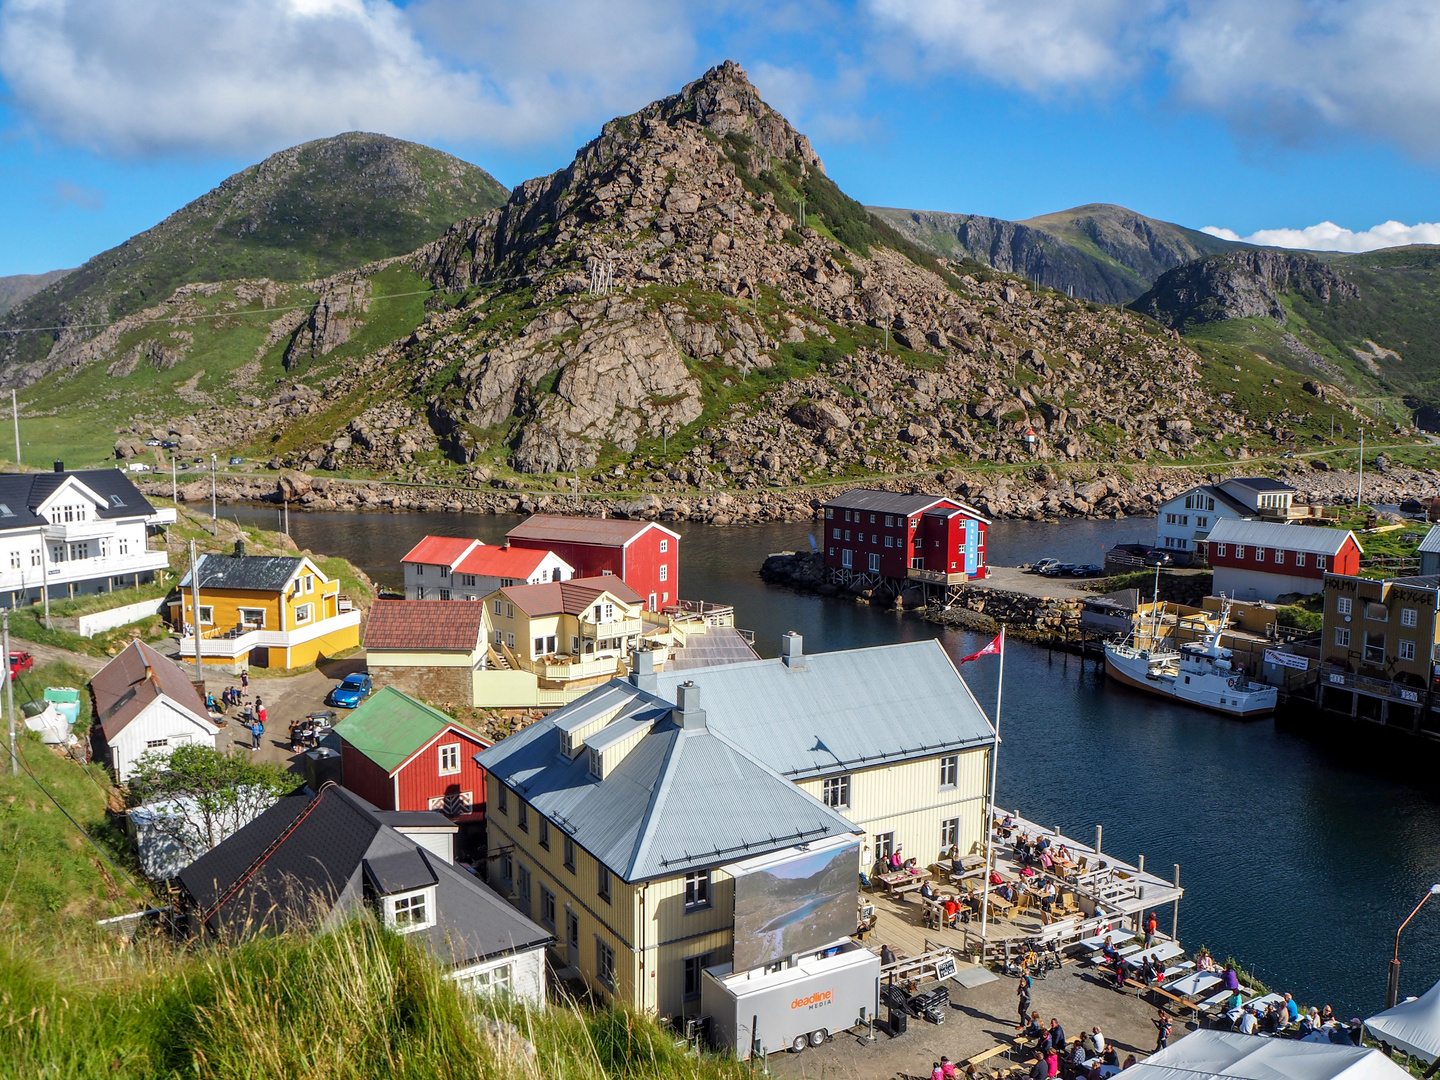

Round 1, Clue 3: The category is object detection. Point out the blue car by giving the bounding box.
[327,673,372,708]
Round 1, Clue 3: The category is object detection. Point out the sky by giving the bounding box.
[3,0,1440,276]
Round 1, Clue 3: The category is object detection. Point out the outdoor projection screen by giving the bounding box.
[731,842,860,973]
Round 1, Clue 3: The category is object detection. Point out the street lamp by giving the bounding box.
[1388,884,1440,1008]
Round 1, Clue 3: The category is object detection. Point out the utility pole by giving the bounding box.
[171,455,177,503]
[38,536,49,629]
[4,611,13,777]
[210,453,217,522]
[1357,428,1365,510]
[10,390,18,466]
[188,540,203,679]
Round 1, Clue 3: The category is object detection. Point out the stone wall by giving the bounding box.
[368,664,473,709]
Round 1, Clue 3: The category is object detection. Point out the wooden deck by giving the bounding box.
[860,881,1046,969]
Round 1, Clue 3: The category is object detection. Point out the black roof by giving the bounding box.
[1222,476,1298,494]
[178,785,551,966]
[823,488,985,518]
[0,468,156,532]
[1384,575,1440,589]
[179,553,304,592]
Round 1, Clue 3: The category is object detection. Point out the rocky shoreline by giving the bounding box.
[140,456,1440,529]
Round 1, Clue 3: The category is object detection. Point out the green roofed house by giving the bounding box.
[334,686,492,861]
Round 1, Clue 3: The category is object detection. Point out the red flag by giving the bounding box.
[959,632,1003,663]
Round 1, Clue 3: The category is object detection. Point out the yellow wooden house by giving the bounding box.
[171,550,361,670]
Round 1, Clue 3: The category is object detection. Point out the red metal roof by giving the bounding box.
[454,545,556,578]
[499,575,643,618]
[363,600,487,651]
[399,536,481,567]
[506,514,679,548]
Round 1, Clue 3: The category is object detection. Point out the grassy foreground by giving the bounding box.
[0,917,745,1080]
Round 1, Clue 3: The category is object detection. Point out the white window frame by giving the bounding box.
[1334,628,1350,647]
[294,603,313,624]
[1337,597,1352,615]
[596,937,616,990]
[659,539,669,553]
[683,870,711,912]
[597,864,612,903]
[1402,608,1418,628]
[1215,544,1226,557]
[659,564,668,582]
[822,774,850,808]
[939,754,958,788]
[387,887,436,933]
[1400,639,1417,661]
[460,962,514,997]
[941,817,959,849]
[438,743,461,775]
[1296,552,1305,567]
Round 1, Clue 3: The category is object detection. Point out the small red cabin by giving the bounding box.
[506,514,680,610]
[821,490,989,582]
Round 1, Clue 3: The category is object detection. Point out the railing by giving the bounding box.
[907,566,966,585]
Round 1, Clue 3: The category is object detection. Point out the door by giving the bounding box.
[566,910,580,969]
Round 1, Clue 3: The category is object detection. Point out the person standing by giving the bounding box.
[1050,1019,1066,1054]
[1018,978,1032,1030]
[1154,1010,1172,1052]
[250,719,262,750]
[240,668,249,694]
[1145,912,1158,948]
[256,697,267,734]
[941,1057,957,1080]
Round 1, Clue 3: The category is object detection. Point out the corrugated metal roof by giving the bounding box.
[1206,517,1359,556]
[500,575,642,617]
[364,600,486,651]
[400,536,480,567]
[665,627,761,670]
[456,545,559,578]
[476,686,858,882]
[91,640,213,740]
[1418,525,1440,555]
[334,687,486,772]
[653,639,994,778]
[507,514,678,548]
[821,488,991,522]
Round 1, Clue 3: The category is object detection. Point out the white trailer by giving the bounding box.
[701,940,880,1059]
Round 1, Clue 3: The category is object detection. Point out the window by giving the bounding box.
[939,754,958,787]
[29,549,38,567]
[391,890,430,931]
[598,864,611,903]
[440,565,450,578]
[515,864,531,911]
[841,549,853,569]
[832,528,840,540]
[844,530,851,541]
[145,738,168,749]
[587,745,602,779]
[500,853,513,886]
[1337,597,1352,616]
[238,608,265,628]
[493,629,504,646]
[517,801,528,832]
[868,553,880,572]
[7,552,17,570]
[941,817,959,849]
[438,743,461,775]
[462,963,513,996]
[439,589,451,601]
[294,603,313,624]
[303,575,314,594]
[1215,544,1225,557]
[869,514,876,523]
[885,515,894,527]
[564,837,576,872]
[596,938,616,990]
[825,508,834,519]
[1274,550,1285,565]
[844,510,851,522]
[1295,552,1305,567]
[1400,640,1417,661]
[195,605,214,626]
[1364,632,1386,665]
[506,632,515,648]
[1334,628,1351,648]
[1235,546,1244,559]
[873,832,895,860]
[416,565,425,576]
[506,602,514,618]
[660,539,669,553]
[1196,517,1208,528]
[684,870,711,911]
[69,541,89,561]
[1184,495,1193,509]
[1255,548,1265,563]
[463,574,477,587]
[822,775,850,808]
[1403,608,1418,628]
[659,564,668,582]
[540,886,556,930]
[493,598,503,615]
[539,818,550,850]
[684,954,712,1001]
[1178,515,1188,526]
[497,786,508,815]
[885,536,893,548]
[1366,603,1388,622]
[1317,556,1327,570]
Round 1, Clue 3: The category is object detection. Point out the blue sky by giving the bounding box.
[3,0,1440,276]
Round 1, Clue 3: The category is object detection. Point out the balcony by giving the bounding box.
[178,609,361,659]
[44,520,120,542]
[907,566,968,585]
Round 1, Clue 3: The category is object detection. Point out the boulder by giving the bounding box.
[787,400,849,431]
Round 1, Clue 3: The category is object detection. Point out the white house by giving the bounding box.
[0,466,175,608]
[91,640,219,783]
[401,535,573,600]
[1156,477,1299,557]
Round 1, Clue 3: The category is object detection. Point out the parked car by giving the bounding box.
[228,456,244,465]
[8,652,32,679]
[143,438,161,447]
[178,462,190,470]
[1040,562,1067,577]
[326,673,373,709]
[1031,558,1060,575]
[160,440,178,449]
[1143,549,1173,567]
[1075,564,1106,577]
[126,463,152,473]
[1057,563,1080,576]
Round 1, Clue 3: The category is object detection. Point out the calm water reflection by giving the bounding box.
[225,504,1440,1015]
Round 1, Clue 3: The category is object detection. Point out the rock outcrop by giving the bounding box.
[1130,250,1361,330]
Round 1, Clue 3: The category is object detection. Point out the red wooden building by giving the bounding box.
[821,490,990,593]
[332,686,491,857]
[505,514,681,611]
[1201,517,1363,602]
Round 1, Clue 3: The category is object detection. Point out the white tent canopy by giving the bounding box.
[1124,1031,1409,1080]
[1367,977,1440,1063]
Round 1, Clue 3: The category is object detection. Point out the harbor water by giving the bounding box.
[226,504,1440,1017]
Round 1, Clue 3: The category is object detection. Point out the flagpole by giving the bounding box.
[979,624,1005,951]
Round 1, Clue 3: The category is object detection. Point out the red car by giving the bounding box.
[9,652,32,679]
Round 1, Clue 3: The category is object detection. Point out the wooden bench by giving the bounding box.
[967,1045,1011,1068]
[893,881,924,901]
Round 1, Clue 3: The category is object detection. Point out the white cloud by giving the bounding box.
[0,0,696,157]
[864,0,1153,92]
[1201,220,1440,252]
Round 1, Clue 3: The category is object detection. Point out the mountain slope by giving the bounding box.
[1131,246,1440,411]
[869,203,1241,303]
[0,132,508,385]
[0,270,70,316]
[9,62,1362,487]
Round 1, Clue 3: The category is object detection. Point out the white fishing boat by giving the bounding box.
[1104,591,1277,719]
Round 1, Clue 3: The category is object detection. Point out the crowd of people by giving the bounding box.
[202,670,267,750]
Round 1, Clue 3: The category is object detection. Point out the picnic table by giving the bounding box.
[1124,941,1185,968]
[1167,972,1220,999]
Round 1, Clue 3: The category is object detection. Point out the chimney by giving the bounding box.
[629,648,657,693]
[233,538,246,558]
[780,631,805,669]
[674,681,706,732]
[52,461,63,473]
